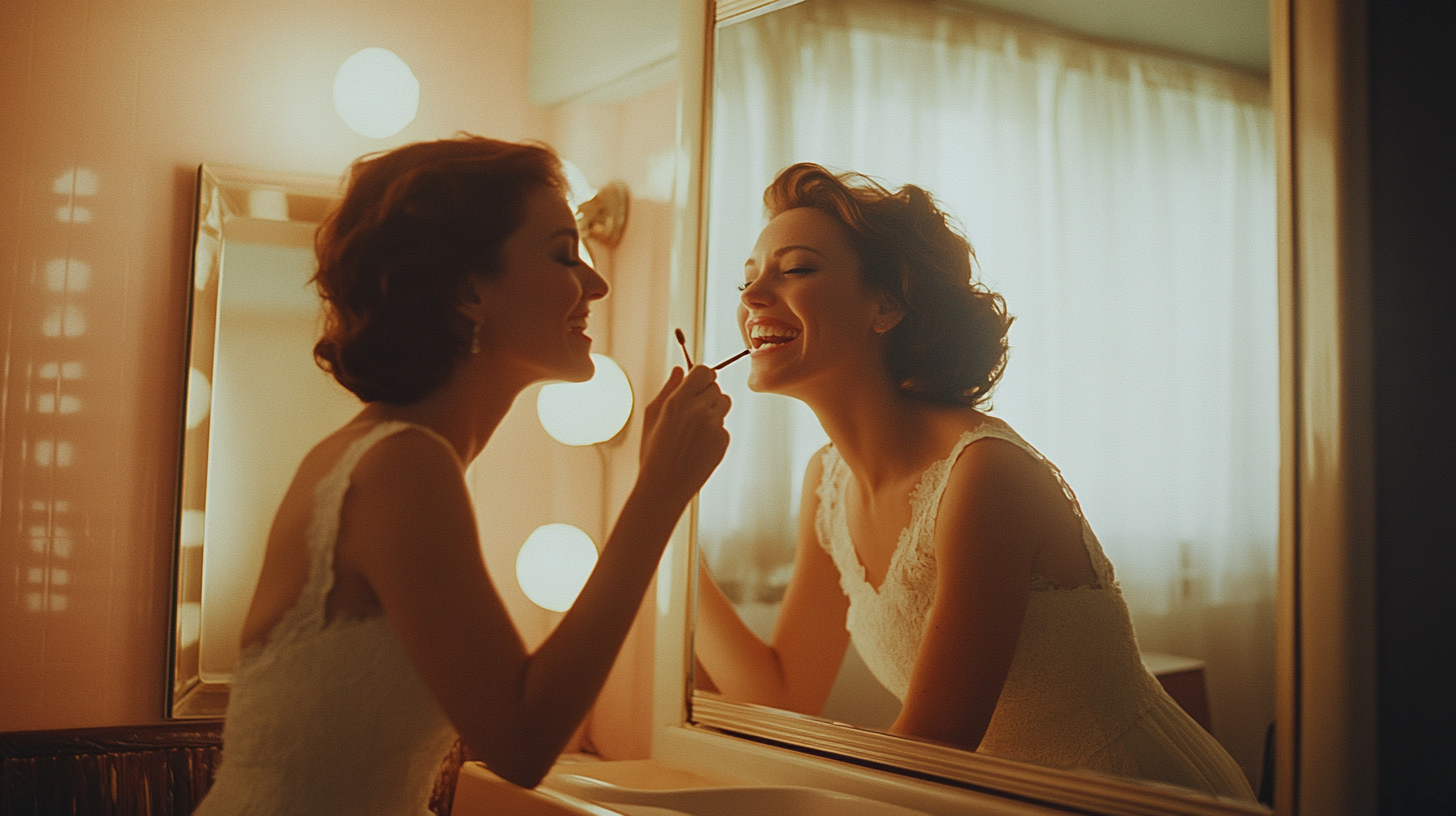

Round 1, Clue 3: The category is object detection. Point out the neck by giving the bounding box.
[797,372,961,490]
[357,355,535,467]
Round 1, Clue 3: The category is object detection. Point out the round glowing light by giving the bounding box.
[516,524,598,612]
[536,353,632,446]
[333,47,419,138]
[186,368,212,429]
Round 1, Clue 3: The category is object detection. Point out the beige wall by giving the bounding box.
[0,0,677,747]
[543,82,683,758]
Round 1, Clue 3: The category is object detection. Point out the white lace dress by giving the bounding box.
[194,422,460,816]
[816,418,1256,801]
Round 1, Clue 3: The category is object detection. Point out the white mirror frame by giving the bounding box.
[652,1,1374,814]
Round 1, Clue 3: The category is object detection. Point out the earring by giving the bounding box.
[470,322,481,355]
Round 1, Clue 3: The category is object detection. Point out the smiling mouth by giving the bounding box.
[748,324,801,350]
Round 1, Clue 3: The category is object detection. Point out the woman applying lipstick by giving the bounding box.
[693,163,1255,801]
[195,135,731,815]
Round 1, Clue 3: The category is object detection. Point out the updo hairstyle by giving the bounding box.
[313,135,566,404]
[764,163,1012,408]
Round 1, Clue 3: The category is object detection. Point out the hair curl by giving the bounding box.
[764,163,1012,407]
[312,135,566,404]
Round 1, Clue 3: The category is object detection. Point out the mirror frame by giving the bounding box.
[660,1,1374,814]
[167,164,341,719]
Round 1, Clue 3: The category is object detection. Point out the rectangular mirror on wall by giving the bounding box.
[686,0,1277,812]
[168,165,352,718]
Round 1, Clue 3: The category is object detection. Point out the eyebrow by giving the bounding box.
[744,244,827,269]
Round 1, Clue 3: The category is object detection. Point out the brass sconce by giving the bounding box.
[575,181,630,247]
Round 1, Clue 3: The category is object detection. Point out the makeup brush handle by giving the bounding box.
[712,349,750,370]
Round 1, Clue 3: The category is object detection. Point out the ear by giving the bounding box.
[871,292,905,334]
[456,275,488,323]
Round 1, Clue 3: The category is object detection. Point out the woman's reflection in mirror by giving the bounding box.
[693,163,1254,801]
[194,135,731,814]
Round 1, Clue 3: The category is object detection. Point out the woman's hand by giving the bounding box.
[636,365,731,509]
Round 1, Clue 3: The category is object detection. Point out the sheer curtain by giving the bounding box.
[696,0,1276,776]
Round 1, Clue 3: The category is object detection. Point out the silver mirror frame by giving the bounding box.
[167,164,340,718]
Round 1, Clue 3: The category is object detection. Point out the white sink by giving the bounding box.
[541,772,935,816]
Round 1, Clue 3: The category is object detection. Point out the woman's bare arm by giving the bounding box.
[693,450,851,714]
[342,366,728,788]
[890,437,1067,750]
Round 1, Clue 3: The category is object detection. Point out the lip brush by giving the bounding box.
[712,349,751,370]
[675,328,694,367]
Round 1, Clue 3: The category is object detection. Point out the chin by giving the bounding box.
[745,369,781,394]
[565,356,596,383]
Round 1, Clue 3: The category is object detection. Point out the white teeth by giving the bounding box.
[568,317,587,330]
[749,324,800,346]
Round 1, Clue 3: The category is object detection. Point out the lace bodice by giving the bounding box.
[815,418,1257,799]
[194,422,459,816]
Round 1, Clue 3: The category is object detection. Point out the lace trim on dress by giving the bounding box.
[816,417,1119,598]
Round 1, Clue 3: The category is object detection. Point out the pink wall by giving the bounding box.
[0,0,559,731]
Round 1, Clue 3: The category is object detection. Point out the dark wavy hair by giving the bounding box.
[312,135,566,404]
[764,163,1012,407]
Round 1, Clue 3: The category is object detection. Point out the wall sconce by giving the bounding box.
[560,161,630,257]
[576,182,629,248]
[516,523,598,612]
[333,47,419,138]
[536,353,633,446]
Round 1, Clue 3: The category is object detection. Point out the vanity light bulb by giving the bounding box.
[516,524,598,612]
[333,47,419,138]
[536,353,633,446]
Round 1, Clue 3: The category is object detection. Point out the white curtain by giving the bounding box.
[696,0,1277,777]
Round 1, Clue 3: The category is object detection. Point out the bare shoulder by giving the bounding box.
[349,425,462,490]
[796,443,834,518]
[348,429,467,523]
[951,434,1051,494]
[937,433,1077,564]
[794,444,834,557]
[803,443,831,486]
[336,426,475,566]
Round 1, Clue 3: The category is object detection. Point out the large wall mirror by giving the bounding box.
[169,164,353,717]
[685,0,1279,812]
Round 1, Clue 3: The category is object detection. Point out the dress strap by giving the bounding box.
[814,443,860,557]
[278,421,459,641]
[813,444,854,566]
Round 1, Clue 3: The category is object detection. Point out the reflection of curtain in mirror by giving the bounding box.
[699,0,1276,776]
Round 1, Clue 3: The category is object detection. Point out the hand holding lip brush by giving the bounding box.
[676,328,750,370]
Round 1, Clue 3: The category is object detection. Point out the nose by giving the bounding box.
[739,274,774,308]
[579,259,609,300]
